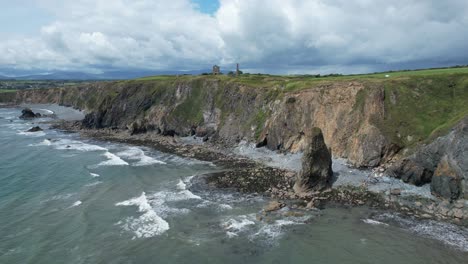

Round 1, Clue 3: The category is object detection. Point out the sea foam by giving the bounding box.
[116,147,166,166]
[116,192,170,239]
[98,152,129,166]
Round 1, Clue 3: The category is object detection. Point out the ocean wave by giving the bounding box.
[97,152,129,166]
[69,201,82,208]
[116,147,166,166]
[89,172,100,178]
[116,192,170,239]
[84,181,102,187]
[222,214,256,238]
[373,213,468,252]
[362,219,389,226]
[29,139,52,146]
[17,130,46,137]
[54,139,108,152]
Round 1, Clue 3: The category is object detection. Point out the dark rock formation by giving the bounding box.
[20,108,40,119]
[389,117,467,199]
[27,126,43,132]
[255,136,268,148]
[129,120,147,135]
[389,159,432,186]
[293,127,333,194]
[431,156,462,201]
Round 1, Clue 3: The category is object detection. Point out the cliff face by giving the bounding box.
[4,74,468,172]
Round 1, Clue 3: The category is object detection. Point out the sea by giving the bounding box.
[0,105,467,264]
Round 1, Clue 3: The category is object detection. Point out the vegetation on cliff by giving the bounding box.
[2,67,468,168]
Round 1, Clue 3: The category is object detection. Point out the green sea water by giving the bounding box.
[0,106,466,264]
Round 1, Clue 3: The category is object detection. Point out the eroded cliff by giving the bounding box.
[3,73,468,196]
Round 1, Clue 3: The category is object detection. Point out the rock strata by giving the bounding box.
[293,127,333,194]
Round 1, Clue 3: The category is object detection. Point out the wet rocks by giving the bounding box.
[255,135,268,148]
[293,127,333,194]
[264,200,285,212]
[19,108,41,119]
[27,126,43,132]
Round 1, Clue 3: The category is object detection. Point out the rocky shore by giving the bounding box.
[49,119,468,227]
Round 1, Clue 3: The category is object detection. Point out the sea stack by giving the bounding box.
[293,127,333,194]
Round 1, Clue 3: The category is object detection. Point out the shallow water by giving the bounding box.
[0,106,467,263]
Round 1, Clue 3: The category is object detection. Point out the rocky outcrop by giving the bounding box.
[431,156,463,200]
[26,126,43,132]
[389,117,468,200]
[293,128,333,194]
[19,108,40,119]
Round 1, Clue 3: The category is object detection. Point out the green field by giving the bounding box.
[136,66,468,90]
[0,89,17,93]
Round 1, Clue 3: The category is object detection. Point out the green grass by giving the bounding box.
[0,89,17,93]
[373,74,468,148]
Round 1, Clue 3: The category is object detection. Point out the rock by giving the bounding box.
[390,189,401,196]
[431,156,462,201]
[388,159,432,186]
[256,136,268,148]
[453,209,464,219]
[203,135,209,142]
[264,200,284,212]
[388,117,468,198]
[293,127,333,193]
[19,108,40,119]
[162,129,177,137]
[128,120,147,135]
[27,126,43,132]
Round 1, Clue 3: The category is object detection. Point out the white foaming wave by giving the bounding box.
[153,189,202,202]
[85,181,102,187]
[362,219,389,226]
[116,192,170,239]
[374,213,468,252]
[218,204,233,210]
[249,216,311,243]
[41,193,75,204]
[54,139,107,152]
[222,214,256,238]
[29,139,52,147]
[69,201,82,208]
[90,172,100,178]
[97,152,129,166]
[176,179,187,190]
[116,147,166,166]
[38,109,54,115]
[17,131,46,137]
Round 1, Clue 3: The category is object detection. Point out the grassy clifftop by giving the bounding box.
[3,67,468,163]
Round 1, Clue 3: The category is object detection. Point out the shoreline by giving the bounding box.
[48,119,468,227]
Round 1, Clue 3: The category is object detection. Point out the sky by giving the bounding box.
[1,0,468,76]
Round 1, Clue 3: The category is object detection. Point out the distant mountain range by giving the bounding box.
[0,69,210,80]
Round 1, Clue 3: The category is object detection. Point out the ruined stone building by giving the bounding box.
[212,65,220,75]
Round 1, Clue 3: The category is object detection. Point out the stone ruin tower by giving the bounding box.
[212,65,220,75]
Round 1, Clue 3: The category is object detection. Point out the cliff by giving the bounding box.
[2,73,467,197]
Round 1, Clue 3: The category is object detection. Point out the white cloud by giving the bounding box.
[1,0,468,74]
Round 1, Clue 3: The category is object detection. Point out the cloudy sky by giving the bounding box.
[1,0,468,75]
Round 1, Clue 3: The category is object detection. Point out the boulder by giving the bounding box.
[431,156,462,201]
[27,126,43,132]
[293,127,333,194]
[264,200,284,212]
[389,159,432,186]
[20,108,39,119]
